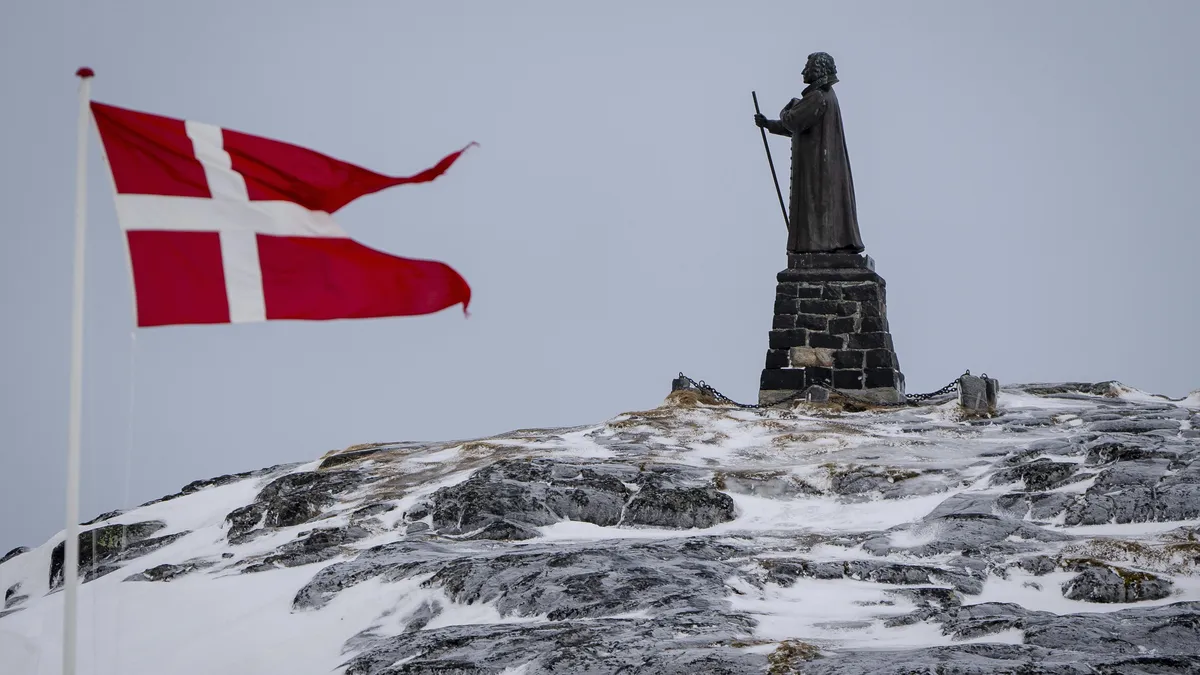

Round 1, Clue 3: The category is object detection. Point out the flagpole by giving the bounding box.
[63,66,94,675]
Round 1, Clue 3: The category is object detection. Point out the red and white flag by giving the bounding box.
[91,101,473,327]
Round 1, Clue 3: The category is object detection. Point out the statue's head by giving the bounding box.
[802,52,837,86]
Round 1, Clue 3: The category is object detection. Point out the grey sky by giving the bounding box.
[2,1,1198,553]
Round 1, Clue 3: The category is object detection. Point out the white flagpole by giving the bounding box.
[63,66,94,675]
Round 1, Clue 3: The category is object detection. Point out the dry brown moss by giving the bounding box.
[768,640,822,673]
[664,389,725,407]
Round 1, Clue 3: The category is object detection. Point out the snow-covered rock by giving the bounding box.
[2,383,1199,674]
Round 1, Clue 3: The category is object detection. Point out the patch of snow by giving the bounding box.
[732,577,953,649]
[887,524,939,549]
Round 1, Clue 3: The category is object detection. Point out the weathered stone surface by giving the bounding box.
[959,374,999,415]
[799,299,858,317]
[759,388,803,405]
[794,313,830,331]
[804,366,834,387]
[1061,563,1173,603]
[762,557,981,595]
[827,316,857,334]
[1019,382,1123,397]
[624,483,735,529]
[765,348,789,368]
[848,332,893,350]
[49,521,188,589]
[833,369,864,389]
[139,463,294,507]
[344,614,763,675]
[777,268,882,283]
[714,470,820,498]
[0,547,28,565]
[864,349,895,368]
[9,382,1200,671]
[242,525,373,571]
[1091,419,1181,434]
[1061,457,1200,525]
[787,252,874,269]
[831,350,862,369]
[992,458,1081,491]
[426,459,734,539]
[804,385,831,403]
[864,368,898,389]
[768,328,808,349]
[789,346,833,368]
[224,469,366,543]
[1018,555,1058,576]
[806,332,845,349]
[4,583,27,610]
[761,368,807,391]
[125,560,215,582]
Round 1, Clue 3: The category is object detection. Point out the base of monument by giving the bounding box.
[758,251,906,409]
[757,386,905,407]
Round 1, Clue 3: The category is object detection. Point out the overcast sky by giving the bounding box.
[2,1,1198,553]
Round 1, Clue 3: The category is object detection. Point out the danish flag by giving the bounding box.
[91,102,473,328]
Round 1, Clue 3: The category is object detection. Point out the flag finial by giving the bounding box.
[75,67,95,79]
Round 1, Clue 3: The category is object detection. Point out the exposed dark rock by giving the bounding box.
[139,463,295,508]
[997,491,1071,521]
[342,613,762,675]
[1062,456,1200,525]
[297,537,745,616]
[800,644,1095,675]
[1018,382,1121,397]
[1061,562,1174,603]
[48,521,188,589]
[319,445,394,470]
[428,459,735,537]
[460,520,539,541]
[0,546,28,565]
[624,484,735,529]
[1017,555,1058,576]
[1022,601,1200,655]
[714,470,821,498]
[224,469,366,543]
[243,525,372,570]
[125,560,215,582]
[4,583,27,610]
[1090,419,1181,434]
[429,460,630,536]
[351,503,396,519]
[761,557,982,594]
[991,458,1081,491]
[864,513,1069,558]
[81,509,124,526]
[1086,441,1176,465]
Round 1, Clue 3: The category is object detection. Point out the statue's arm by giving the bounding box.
[780,93,828,134]
[762,119,792,137]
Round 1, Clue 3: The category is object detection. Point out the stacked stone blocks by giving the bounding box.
[759,253,905,404]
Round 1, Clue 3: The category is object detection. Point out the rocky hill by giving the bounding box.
[2,383,1199,674]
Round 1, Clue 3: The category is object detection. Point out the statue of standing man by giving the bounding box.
[755,52,864,254]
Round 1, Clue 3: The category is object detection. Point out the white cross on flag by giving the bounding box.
[91,101,473,327]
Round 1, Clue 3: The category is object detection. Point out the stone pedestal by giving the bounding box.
[759,253,905,405]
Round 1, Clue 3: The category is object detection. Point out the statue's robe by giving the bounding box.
[765,84,864,253]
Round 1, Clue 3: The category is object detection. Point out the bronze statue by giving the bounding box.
[755,52,864,254]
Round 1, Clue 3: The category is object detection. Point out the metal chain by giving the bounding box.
[674,371,970,409]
